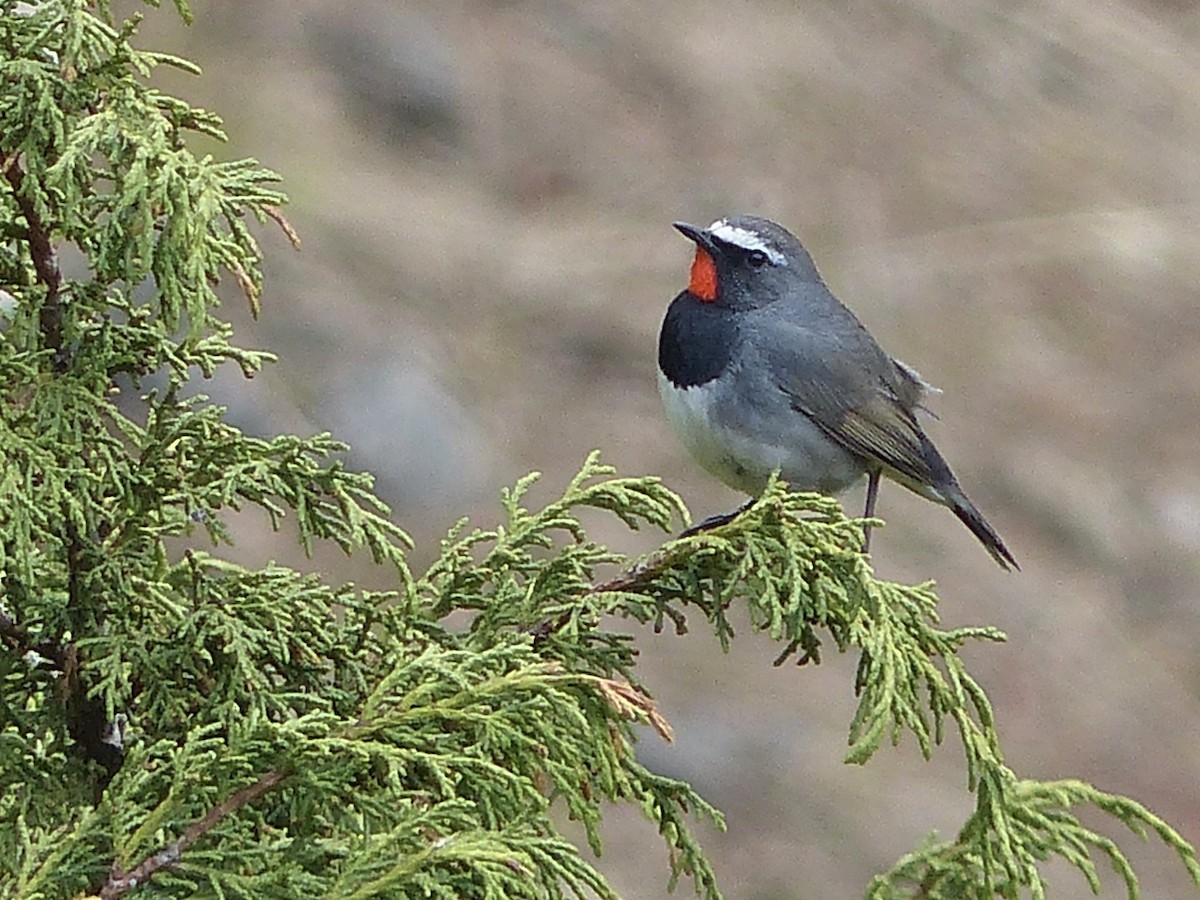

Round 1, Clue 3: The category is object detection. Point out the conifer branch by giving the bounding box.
[529,543,691,641]
[2,153,65,367]
[0,593,121,776]
[0,604,68,671]
[99,770,287,898]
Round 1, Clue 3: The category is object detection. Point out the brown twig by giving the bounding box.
[228,258,261,319]
[264,204,301,250]
[2,152,66,368]
[529,543,689,642]
[592,675,675,742]
[100,769,287,898]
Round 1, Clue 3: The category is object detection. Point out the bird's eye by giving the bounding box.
[747,250,768,268]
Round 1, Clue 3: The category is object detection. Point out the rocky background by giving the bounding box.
[143,1,1200,897]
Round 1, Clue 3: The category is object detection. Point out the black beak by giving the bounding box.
[673,221,717,254]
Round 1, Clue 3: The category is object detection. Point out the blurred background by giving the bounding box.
[143,1,1200,896]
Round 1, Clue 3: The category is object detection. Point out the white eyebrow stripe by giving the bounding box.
[707,219,787,266]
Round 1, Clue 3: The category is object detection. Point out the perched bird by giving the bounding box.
[657,215,1017,569]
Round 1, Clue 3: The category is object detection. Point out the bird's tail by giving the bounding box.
[950,491,1018,571]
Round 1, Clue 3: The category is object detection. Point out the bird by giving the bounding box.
[656,215,1017,570]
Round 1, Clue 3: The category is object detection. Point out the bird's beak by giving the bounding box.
[673,221,717,254]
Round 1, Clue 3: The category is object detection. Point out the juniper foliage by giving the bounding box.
[1,3,1198,899]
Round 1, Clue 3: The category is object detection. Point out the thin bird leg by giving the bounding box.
[862,469,881,553]
[680,498,756,538]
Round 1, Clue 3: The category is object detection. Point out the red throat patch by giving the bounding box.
[687,248,718,302]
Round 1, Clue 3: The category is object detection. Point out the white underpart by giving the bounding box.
[707,219,788,266]
[657,370,864,496]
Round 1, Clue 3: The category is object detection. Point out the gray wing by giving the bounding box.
[761,319,952,493]
[754,302,1017,569]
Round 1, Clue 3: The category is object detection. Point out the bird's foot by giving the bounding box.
[862,470,879,555]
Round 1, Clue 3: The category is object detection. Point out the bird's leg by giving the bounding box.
[862,469,881,553]
[680,497,756,538]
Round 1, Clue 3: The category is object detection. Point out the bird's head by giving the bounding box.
[674,215,822,311]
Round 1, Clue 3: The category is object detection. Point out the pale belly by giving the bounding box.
[658,371,866,496]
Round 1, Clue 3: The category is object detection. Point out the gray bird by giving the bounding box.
[657,215,1017,569]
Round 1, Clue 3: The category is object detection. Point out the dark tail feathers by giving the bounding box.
[951,492,1018,571]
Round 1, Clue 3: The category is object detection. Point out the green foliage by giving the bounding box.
[1,3,1198,899]
[1,4,717,897]
[868,776,1200,899]
[569,474,1200,898]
